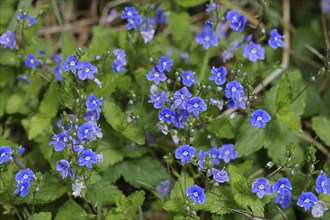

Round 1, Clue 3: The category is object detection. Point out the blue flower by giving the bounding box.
[218,144,237,163]
[17,12,24,20]
[157,56,173,72]
[225,80,244,100]
[56,159,74,180]
[72,139,85,154]
[17,74,30,85]
[121,6,142,30]
[14,181,30,197]
[273,178,292,195]
[186,185,206,204]
[226,10,246,32]
[0,30,16,49]
[175,144,196,164]
[84,109,100,121]
[173,109,189,129]
[113,49,127,73]
[156,8,168,24]
[209,66,227,85]
[147,67,167,84]
[26,15,36,27]
[77,61,98,80]
[243,42,265,62]
[49,131,70,151]
[297,192,318,211]
[211,168,230,183]
[197,150,208,169]
[77,122,95,140]
[250,109,271,128]
[148,91,167,109]
[156,180,171,197]
[274,191,292,209]
[158,108,174,124]
[196,22,218,49]
[208,148,220,165]
[187,97,207,117]
[63,55,82,74]
[228,98,246,109]
[171,87,192,109]
[311,200,328,218]
[268,29,285,49]
[209,98,224,111]
[321,0,330,13]
[316,173,330,195]
[251,177,273,199]
[17,146,25,155]
[25,54,38,69]
[86,93,102,112]
[222,40,242,62]
[15,168,35,183]
[0,146,13,164]
[206,2,222,13]
[215,22,227,40]
[54,65,63,81]
[78,149,98,169]
[182,70,197,87]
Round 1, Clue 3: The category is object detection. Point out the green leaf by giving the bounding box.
[86,181,121,206]
[206,118,234,139]
[202,191,230,215]
[288,69,306,116]
[6,94,24,114]
[39,82,60,118]
[275,73,292,112]
[0,49,19,66]
[170,172,194,200]
[55,200,89,220]
[27,115,51,140]
[32,212,52,220]
[235,122,265,156]
[234,193,264,217]
[0,90,10,117]
[276,110,303,133]
[168,12,192,47]
[228,164,248,191]
[311,116,330,146]
[113,156,169,188]
[174,0,208,8]
[163,198,185,212]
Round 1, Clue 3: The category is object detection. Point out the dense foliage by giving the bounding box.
[0,0,329,219]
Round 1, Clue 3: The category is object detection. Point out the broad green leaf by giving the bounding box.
[121,123,145,145]
[163,198,185,212]
[174,0,208,8]
[202,191,230,215]
[275,73,292,112]
[168,12,192,48]
[288,69,306,116]
[170,172,194,200]
[206,118,234,139]
[0,49,19,66]
[39,82,60,118]
[6,94,24,114]
[113,156,169,188]
[86,181,120,206]
[55,200,89,220]
[27,115,51,140]
[0,66,15,87]
[276,111,303,133]
[234,193,264,217]
[235,121,265,156]
[103,101,125,131]
[32,212,52,220]
[0,90,10,117]
[311,116,330,146]
[228,165,248,191]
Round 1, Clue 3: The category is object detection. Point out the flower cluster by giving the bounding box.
[0,146,13,164]
[17,11,36,28]
[273,177,292,208]
[226,10,246,33]
[225,80,246,109]
[63,55,98,81]
[113,49,127,73]
[196,21,218,49]
[14,168,35,197]
[121,6,142,30]
[0,30,16,49]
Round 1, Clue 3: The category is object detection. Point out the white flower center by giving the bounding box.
[23,174,28,179]
[251,48,257,54]
[63,137,68,142]
[127,11,132,16]
[165,114,169,118]
[259,184,265,190]
[30,59,34,64]
[1,152,5,157]
[21,185,25,191]
[304,198,310,203]
[204,36,210,41]
[274,37,278,41]
[186,75,190,80]
[225,150,230,155]
[6,37,10,42]
[257,116,262,121]
[193,192,199,197]
[180,94,185,99]
[154,72,160,77]
[84,129,89,134]
[156,96,160,101]
[85,156,90,161]
[231,87,236,92]
[280,184,285,188]
[183,151,188,156]
[85,68,90,73]
[70,61,75,66]
[162,61,167,66]
[193,103,199,108]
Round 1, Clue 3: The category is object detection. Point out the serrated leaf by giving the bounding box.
[39,82,60,118]
[32,212,52,220]
[27,115,51,140]
[163,198,185,212]
[170,172,194,200]
[86,181,120,206]
[276,110,303,133]
[206,118,234,139]
[235,122,265,156]
[55,200,89,220]
[6,94,24,114]
[234,193,264,217]
[202,191,230,215]
[228,165,247,191]
[311,116,330,146]
[288,69,306,116]
[114,156,169,188]
[275,73,292,112]
[110,191,145,218]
